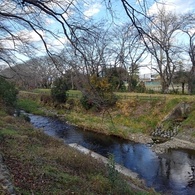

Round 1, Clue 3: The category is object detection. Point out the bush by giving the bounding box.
[0,77,18,107]
[51,78,68,104]
[65,98,77,110]
[80,92,117,111]
[80,76,118,111]
[80,95,94,110]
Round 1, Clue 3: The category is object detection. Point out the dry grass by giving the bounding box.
[18,90,195,139]
[64,98,167,137]
[63,94,195,139]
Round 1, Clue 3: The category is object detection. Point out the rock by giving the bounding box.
[0,153,16,195]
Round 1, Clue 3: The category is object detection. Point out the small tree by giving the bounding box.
[0,77,18,107]
[173,70,189,94]
[80,75,117,111]
[104,67,127,91]
[51,78,68,104]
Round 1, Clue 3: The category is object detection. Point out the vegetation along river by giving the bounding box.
[28,113,195,195]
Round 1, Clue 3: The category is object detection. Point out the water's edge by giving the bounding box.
[27,113,195,195]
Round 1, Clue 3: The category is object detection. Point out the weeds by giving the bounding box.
[107,154,118,185]
[1,91,194,194]
[106,154,140,195]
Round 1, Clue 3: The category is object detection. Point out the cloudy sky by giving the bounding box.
[12,0,195,48]
[79,0,195,74]
[148,0,195,14]
[82,0,195,18]
[2,0,195,68]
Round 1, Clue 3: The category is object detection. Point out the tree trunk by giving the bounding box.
[188,66,195,94]
[161,80,169,94]
[182,83,185,94]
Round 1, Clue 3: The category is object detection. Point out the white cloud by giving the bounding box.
[1,29,46,57]
[188,27,195,36]
[45,35,68,53]
[84,3,102,18]
[14,29,45,43]
[148,0,195,15]
[27,30,45,42]
[45,18,55,25]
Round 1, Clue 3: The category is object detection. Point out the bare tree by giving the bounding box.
[143,7,187,93]
[0,0,96,75]
[1,56,60,89]
[63,23,112,88]
[1,0,193,94]
[110,23,147,91]
[182,30,195,94]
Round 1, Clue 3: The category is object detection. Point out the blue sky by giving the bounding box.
[7,0,195,53]
[2,0,195,73]
[82,0,195,20]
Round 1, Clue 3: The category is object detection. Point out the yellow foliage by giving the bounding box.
[116,99,137,116]
[90,75,111,92]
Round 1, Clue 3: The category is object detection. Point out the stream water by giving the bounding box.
[28,113,195,195]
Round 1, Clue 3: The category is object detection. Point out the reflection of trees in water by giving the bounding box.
[30,113,195,194]
[158,149,195,190]
[188,152,195,187]
[188,166,195,187]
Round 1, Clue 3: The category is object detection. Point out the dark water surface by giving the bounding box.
[29,114,195,195]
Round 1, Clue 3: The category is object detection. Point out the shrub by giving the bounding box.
[40,94,53,105]
[51,78,68,104]
[0,77,18,107]
[146,89,155,94]
[80,75,118,111]
[80,95,93,110]
[65,98,76,110]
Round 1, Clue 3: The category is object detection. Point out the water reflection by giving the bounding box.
[29,114,195,195]
[157,149,195,194]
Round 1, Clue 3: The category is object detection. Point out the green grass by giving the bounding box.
[0,111,6,118]
[17,99,44,115]
[1,90,195,194]
[0,111,155,195]
[184,112,195,127]
[0,128,18,137]
[182,102,195,128]
[32,88,51,94]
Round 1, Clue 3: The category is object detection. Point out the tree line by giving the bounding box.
[0,0,195,99]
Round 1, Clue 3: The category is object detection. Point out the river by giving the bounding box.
[28,113,195,195]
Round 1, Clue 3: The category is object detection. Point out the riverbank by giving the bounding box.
[1,91,194,194]
[1,91,195,194]
[0,107,157,194]
[18,91,195,153]
[42,107,195,153]
[39,95,195,153]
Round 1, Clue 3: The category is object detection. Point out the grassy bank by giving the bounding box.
[0,105,156,194]
[17,90,195,140]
